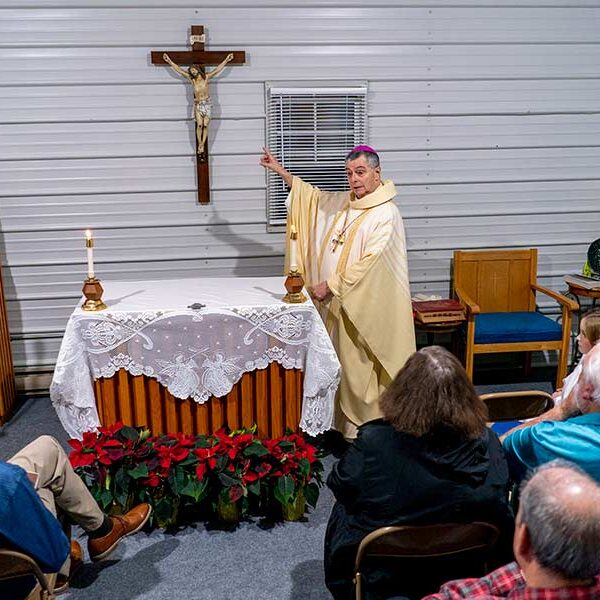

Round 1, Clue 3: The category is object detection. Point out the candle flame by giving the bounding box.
[85,229,92,240]
[290,224,297,239]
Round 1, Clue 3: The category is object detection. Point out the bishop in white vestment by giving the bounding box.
[261,145,415,438]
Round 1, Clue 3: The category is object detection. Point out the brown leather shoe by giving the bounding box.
[54,540,83,594]
[88,503,152,562]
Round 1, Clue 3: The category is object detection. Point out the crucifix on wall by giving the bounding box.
[151,26,246,204]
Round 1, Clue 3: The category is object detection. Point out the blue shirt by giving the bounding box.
[502,412,600,482]
[0,462,69,572]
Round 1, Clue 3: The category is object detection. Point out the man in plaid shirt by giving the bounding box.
[424,461,600,599]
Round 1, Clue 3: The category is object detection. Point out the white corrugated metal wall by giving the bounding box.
[1,1,599,381]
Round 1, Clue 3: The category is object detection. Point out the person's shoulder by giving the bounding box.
[357,419,395,441]
[504,418,576,450]
[0,461,28,493]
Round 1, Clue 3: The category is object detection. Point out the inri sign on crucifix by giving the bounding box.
[151,26,246,204]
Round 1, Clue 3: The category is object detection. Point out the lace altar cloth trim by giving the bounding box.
[50,305,340,439]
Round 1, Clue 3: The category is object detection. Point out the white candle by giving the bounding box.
[85,229,95,279]
[289,225,298,272]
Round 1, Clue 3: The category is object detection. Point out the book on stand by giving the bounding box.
[564,274,600,291]
[412,299,465,324]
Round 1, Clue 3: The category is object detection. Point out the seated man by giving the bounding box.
[0,435,151,597]
[501,343,600,483]
[424,460,600,599]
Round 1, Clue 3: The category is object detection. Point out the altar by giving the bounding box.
[50,277,340,440]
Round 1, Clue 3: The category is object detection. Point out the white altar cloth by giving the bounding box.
[50,277,341,439]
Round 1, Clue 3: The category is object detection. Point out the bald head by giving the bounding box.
[519,461,600,580]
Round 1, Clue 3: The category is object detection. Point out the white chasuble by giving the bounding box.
[285,177,416,436]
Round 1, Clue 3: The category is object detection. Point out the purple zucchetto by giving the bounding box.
[350,145,378,155]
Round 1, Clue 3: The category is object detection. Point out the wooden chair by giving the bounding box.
[452,248,578,388]
[480,390,554,422]
[353,522,499,600]
[0,548,56,599]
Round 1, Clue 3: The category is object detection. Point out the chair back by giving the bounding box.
[0,549,55,599]
[481,390,554,422]
[453,249,537,313]
[353,522,500,600]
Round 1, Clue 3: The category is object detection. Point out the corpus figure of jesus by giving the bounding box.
[163,52,234,157]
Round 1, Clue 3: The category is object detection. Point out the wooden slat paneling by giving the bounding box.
[1,2,599,379]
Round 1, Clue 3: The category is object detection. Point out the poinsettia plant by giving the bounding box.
[69,422,150,513]
[263,432,324,512]
[207,428,273,515]
[69,424,324,527]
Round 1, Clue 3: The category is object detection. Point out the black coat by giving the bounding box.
[324,419,514,600]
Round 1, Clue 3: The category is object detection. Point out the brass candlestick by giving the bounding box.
[82,277,107,311]
[283,270,307,304]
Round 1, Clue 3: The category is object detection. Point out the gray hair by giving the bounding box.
[345,149,380,169]
[519,460,600,580]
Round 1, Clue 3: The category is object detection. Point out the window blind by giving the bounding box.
[265,84,368,229]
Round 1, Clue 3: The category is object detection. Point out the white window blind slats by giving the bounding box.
[265,84,368,229]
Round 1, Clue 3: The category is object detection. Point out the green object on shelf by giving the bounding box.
[583,260,593,277]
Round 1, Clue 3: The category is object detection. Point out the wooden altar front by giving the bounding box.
[95,364,303,438]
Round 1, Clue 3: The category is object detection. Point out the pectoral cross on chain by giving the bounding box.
[331,233,345,253]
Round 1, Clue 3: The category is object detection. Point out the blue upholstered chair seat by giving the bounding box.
[474,312,562,344]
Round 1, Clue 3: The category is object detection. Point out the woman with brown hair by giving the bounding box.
[324,346,514,600]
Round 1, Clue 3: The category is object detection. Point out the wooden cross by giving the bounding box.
[151,26,245,204]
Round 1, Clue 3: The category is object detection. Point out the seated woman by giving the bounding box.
[324,346,514,600]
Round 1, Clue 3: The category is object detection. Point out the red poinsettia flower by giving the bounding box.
[68,439,96,468]
[255,462,272,479]
[176,432,197,448]
[242,471,258,484]
[98,422,124,437]
[144,472,161,487]
[194,446,218,469]
[196,463,207,480]
[171,446,190,462]
[229,485,244,503]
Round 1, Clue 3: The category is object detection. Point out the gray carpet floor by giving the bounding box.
[0,398,336,600]
[0,379,552,599]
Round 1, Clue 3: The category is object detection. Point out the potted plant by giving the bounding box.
[263,433,324,521]
[69,422,149,515]
[137,432,210,528]
[208,429,267,524]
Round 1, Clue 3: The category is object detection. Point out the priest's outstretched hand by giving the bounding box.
[260,147,293,188]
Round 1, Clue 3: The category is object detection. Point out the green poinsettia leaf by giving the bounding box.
[178,454,197,467]
[274,475,295,505]
[114,489,129,509]
[247,481,261,496]
[153,497,175,522]
[98,488,113,510]
[114,468,130,491]
[278,441,294,452]
[127,464,149,479]
[119,426,140,442]
[218,472,238,488]
[216,455,229,471]
[181,478,208,502]
[298,458,310,478]
[304,482,320,509]
[243,442,269,457]
[168,466,186,495]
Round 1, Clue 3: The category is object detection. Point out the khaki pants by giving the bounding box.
[8,435,105,595]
